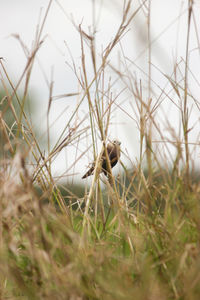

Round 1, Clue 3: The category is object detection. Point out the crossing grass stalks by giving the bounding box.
[0,0,200,299]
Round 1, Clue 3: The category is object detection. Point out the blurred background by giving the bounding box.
[1,0,200,184]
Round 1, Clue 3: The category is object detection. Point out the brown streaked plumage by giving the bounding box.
[82,140,121,179]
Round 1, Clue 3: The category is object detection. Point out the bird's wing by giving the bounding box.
[101,143,118,174]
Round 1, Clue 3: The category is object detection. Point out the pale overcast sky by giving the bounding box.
[1,0,200,181]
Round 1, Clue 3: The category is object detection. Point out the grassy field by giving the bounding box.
[1,1,200,299]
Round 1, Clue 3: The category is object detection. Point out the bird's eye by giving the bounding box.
[111,139,121,145]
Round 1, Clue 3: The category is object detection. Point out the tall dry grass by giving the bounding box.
[0,0,200,299]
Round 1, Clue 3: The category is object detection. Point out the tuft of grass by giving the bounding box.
[1,0,200,299]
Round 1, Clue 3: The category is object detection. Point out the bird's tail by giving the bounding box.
[82,165,94,179]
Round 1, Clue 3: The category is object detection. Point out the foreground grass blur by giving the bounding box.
[1,161,200,299]
[1,1,200,299]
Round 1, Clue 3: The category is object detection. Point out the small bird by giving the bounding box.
[82,139,121,179]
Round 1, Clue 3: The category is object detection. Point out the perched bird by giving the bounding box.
[82,139,121,179]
